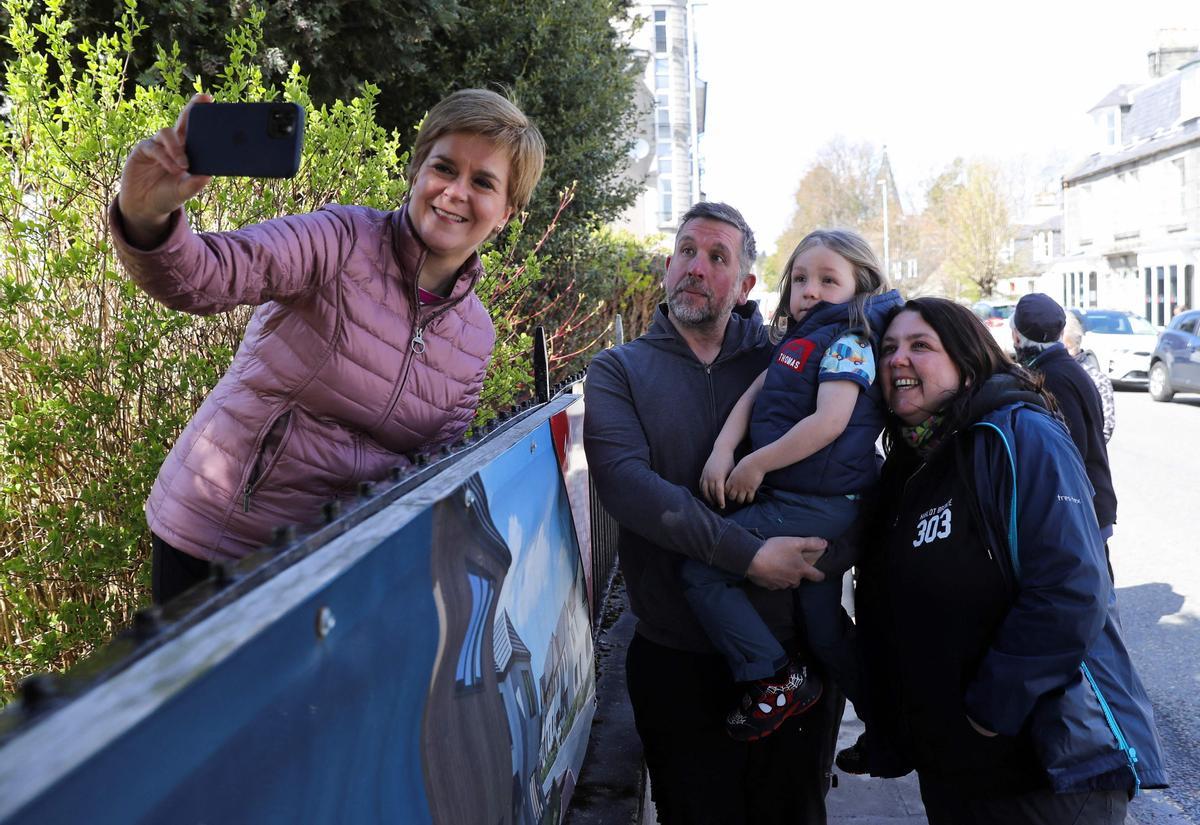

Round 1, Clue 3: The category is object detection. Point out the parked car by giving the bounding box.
[1070,309,1159,387]
[1149,309,1200,402]
[972,300,1016,354]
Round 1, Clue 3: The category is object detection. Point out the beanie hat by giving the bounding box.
[1012,293,1066,344]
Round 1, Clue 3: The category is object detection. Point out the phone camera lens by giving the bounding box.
[268,107,297,139]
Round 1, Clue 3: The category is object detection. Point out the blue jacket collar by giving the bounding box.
[792,289,904,336]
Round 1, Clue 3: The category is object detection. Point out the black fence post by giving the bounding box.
[533,325,550,404]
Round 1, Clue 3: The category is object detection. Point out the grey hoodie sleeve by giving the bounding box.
[583,350,763,576]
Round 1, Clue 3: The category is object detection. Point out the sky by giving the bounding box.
[693,0,1200,256]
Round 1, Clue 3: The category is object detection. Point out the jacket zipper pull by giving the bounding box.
[243,483,252,513]
[411,325,426,355]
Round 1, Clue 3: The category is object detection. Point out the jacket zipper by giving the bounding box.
[704,362,716,421]
[1080,662,1142,795]
[375,256,475,431]
[242,407,295,513]
[410,299,459,355]
[891,461,929,527]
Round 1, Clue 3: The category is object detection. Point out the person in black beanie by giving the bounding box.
[1011,293,1118,580]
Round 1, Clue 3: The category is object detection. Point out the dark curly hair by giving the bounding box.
[880,297,1051,453]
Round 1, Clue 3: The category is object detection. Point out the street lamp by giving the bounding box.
[878,177,890,281]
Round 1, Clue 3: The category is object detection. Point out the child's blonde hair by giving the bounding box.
[769,228,889,344]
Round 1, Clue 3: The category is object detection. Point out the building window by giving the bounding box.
[1170,264,1180,315]
[655,58,668,90]
[658,156,672,174]
[656,107,670,140]
[521,670,537,712]
[1156,266,1166,326]
[456,568,495,689]
[1145,267,1153,321]
[654,9,667,54]
[656,140,670,156]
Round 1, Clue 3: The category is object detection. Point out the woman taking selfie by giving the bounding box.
[853,297,1166,823]
[110,89,545,603]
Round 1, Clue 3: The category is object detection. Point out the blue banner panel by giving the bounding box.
[10,512,440,825]
[0,396,593,825]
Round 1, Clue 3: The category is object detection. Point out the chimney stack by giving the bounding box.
[1147,28,1200,78]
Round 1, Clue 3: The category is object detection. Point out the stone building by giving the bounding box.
[1050,32,1200,322]
[614,0,706,236]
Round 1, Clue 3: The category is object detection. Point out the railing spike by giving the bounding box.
[19,674,60,712]
[132,606,165,641]
[322,500,342,523]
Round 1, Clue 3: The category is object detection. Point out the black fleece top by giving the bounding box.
[1026,343,1117,529]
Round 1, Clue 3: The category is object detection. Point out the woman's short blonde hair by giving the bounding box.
[407,88,547,214]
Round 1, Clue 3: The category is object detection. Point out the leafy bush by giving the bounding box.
[0,0,645,263]
[0,0,646,699]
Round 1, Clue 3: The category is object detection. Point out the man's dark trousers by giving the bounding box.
[627,633,844,824]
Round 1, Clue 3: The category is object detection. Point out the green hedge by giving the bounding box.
[0,0,666,700]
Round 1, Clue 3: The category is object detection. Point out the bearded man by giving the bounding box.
[584,202,844,824]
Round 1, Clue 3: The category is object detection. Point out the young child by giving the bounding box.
[683,228,901,741]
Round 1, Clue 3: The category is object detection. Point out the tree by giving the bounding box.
[411,0,644,250]
[0,0,663,698]
[767,138,889,283]
[923,159,1017,298]
[4,0,644,251]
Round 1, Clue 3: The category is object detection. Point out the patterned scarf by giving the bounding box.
[899,412,945,455]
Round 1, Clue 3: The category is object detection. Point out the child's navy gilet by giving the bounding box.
[749,289,903,496]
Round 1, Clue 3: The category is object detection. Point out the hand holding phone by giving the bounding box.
[117,96,307,248]
[185,102,305,178]
[117,93,215,248]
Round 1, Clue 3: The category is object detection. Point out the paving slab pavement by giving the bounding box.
[827,707,1191,825]
[567,581,1191,824]
[827,708,925,824]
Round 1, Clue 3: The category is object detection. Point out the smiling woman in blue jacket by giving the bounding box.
[854,297,1166,824]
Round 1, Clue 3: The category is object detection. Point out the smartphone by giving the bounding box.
[185,102,305,178]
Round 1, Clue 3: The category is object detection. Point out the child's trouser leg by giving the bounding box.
[742,490,864,705]
[680,558,790,682]
[796,576,863,707]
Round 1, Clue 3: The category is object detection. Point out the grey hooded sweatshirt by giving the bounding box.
[583,301,802,652]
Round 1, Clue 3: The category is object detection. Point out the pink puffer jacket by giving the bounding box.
[109,201,495,561]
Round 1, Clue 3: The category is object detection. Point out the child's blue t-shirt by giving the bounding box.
[818,333,876,390]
